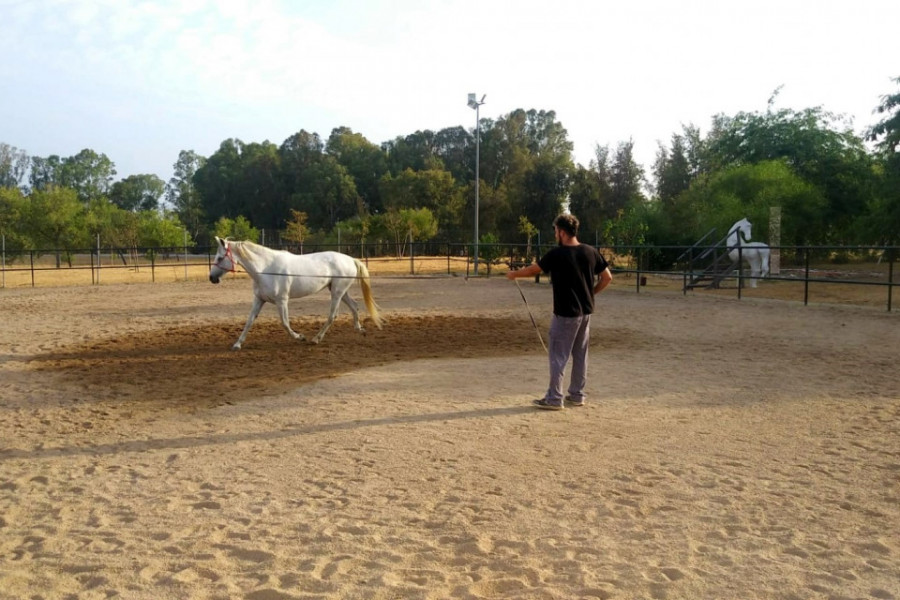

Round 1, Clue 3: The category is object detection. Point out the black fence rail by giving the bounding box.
[2,242,897,311]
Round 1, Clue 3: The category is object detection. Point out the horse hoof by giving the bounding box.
[231,345,242,351]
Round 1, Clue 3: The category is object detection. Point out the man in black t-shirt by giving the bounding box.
[506,213,612,410]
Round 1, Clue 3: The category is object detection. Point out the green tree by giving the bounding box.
[670,160,826,246]
[478,231,504,276]
[109,174,165,212]
[866,76,900,154]
[653,132,693,207]
[326,127,387,214]
[610,139,646,212]
[280,130,361,231]
[239,141,285,231]
[0,143,29,189]
[402,207,438,243]
[706,98,874,242]
[568,144,615,239]
[58,149,117,203]
[213,215,259,242]
[378,168,464,234]
[29,155,63,192]
[193,138,247,222]
[26,185,88,265]
[517,215,538,259]
[166,150,207,242]
[283,209,310,251]
[138,210,190,249]
[0,186,30,252]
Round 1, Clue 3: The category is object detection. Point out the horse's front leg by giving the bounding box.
[276,298,306,342]
[749,261,759,288]
[234,296,265,350]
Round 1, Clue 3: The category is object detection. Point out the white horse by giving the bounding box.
[209,237,382,349]
[727,218,770,288]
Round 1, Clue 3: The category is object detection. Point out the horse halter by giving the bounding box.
[214,244,236,273]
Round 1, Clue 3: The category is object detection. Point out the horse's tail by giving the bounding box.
[354,259,383,329]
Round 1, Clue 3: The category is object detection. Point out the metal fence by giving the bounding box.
[1,242,897,311]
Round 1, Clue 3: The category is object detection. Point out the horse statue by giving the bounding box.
[209,237,382,349]
[727,218,770,288]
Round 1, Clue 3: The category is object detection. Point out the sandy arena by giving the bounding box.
[1,275,898,599]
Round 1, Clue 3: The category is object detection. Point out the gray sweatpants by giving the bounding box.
[545,314,591,402]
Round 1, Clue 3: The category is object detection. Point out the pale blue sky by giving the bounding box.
[2,0,897,184]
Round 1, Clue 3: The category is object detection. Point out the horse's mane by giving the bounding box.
[231,240,278,265]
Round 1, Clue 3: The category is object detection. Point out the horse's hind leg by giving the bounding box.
[276,298,306,342]
[234,296,265,350]
[340,293,363,332]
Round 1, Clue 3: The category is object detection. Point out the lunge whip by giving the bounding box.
[514,279,548,353]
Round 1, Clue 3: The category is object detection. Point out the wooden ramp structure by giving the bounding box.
[680,228,741,290]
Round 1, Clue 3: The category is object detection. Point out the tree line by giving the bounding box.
[1,78,898,265]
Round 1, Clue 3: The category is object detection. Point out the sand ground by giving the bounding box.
[1,275,898,600]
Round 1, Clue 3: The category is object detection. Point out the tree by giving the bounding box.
[280,130,361,231]
[0,143,29,189]
[58,149,117,203]
[0,186,30,252]
[653,132,692,207]
[193,138,247,223]
[166,150,207,242]
[517,215,538,259]
[26,185,88,265]
[109,174,165,212]
[29,155,63,192]
[568,144,615,238]
[326,127,387,214]
[237,141,286,232]
[283,209,310,251]
[382,130,444,175]
[706,99,874,242]
[670,160,826,246]
[867,76,900,154]
[610,139,647,212]
[137,210,190,249]
[213,215,259,242]
[378,168,464,234]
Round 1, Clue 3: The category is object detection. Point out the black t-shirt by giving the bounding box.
[537,244,609,317]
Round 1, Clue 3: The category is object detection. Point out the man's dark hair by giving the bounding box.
[554,214,579,237]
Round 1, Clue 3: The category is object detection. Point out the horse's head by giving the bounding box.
[209,236,235,284]
[729,218,752,243]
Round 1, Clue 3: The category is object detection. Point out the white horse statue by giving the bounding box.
[209,237,382,349]
[727,218,770,288]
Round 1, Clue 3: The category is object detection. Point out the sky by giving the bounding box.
[2,0,898,186]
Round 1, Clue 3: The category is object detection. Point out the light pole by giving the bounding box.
[467,92,485,274]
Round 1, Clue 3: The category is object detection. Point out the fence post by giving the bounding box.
[635,246,641,294]
[737,246,743,300]
[803,247,810,306]
[888,247,895,312]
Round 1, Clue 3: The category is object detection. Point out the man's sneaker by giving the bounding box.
[532,398,563,411]
[565,395,585,407]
